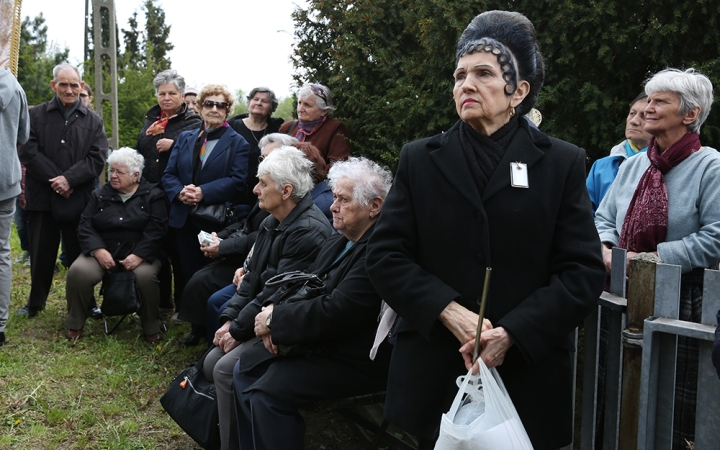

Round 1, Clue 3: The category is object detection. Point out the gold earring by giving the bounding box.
[509,107,516,117]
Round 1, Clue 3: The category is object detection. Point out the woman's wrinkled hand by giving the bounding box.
[119,254,144,271]
[460,326,514,374]
[93,248,115,270]
[439,301,484,345]
[213,321,231,347]
[156,138,174,153]
[202,233,221,258]
[233,267,246,287]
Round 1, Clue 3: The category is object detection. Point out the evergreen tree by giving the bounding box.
[291,0,720,169]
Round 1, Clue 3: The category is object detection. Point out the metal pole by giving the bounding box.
[618,257,656,450]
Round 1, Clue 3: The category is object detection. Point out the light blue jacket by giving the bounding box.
[596,147,720,273]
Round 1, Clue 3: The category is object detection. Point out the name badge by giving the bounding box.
[510,162,528,188]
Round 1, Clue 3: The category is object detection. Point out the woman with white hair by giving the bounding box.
[199,146,333,450]
[232,156,393,449]
[279,83,351,165]
[596,68,720,447]
[65,148,168,342]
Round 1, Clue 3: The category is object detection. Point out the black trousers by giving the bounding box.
[234,365,305,450]
[26,210,82,309]
[177,259,238,325]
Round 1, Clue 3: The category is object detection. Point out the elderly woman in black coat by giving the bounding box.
[201,146,333,450]
[365,11,606,450]
[65,148,167,342]
[232,156,393,450]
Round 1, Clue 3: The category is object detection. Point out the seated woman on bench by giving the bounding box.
[232,156,393,450]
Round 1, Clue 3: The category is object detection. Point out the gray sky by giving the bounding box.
[20,0,306,98]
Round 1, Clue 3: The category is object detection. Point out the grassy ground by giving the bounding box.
[0,225,391,450]
[0,227,203,449]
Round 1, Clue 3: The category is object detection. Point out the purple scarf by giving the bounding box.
[618,132,701,252]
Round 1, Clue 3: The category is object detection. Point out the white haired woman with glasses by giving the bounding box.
[596,68,720,447]
[162,84,250,296]
[279,83,351,165]
[66,148,167,342]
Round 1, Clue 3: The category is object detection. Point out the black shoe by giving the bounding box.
[88,306,103,320]
[179,333,202,346]
[0,331,5,346]
[16,306,41,317]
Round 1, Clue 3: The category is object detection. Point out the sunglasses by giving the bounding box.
[202,100,228,110]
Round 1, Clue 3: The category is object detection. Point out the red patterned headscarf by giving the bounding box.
[618,132,701,252]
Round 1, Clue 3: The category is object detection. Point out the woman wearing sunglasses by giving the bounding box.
[279,83,352,165]
[163,84,250,296]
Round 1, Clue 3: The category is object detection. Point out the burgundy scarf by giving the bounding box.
[618,132,701,252]
[294,115,328,142]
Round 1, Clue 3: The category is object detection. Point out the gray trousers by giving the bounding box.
[0,198,15,332]
[65,254,162,335]
[203,340,255,450]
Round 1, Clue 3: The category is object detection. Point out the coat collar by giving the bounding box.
[263,192,316,231]
[429,118,548,206]
[201,125,238,167]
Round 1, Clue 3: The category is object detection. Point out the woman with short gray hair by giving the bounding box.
[137,70,201,184]
[279,82,351,165]
[200,145,333,450]
[596,68,720,447]
[229,87,285,213]
[66,147,168,342]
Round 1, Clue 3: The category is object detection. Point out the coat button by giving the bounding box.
[61,139,65,144]
[476,254,485,264]
[119,217,123,221]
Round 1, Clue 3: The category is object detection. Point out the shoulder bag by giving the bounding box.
[160,348,220,450]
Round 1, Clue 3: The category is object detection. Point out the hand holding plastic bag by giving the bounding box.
[434,358,533,450]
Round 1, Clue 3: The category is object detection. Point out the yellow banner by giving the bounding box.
[0,0,22,75]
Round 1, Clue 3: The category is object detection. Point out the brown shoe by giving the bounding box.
[65,329,83,340]
[144,333,162,343]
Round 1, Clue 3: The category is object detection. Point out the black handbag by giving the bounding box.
[100,242,142,335]
[160,348,220,450]
[263,271,327,357]
[264,270,326,306]
[189,145,236,226]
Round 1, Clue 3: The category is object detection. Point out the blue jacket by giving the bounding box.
[162,126,249,228]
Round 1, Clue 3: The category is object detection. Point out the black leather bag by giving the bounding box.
[190,202,234,226]
[264,271,327,357]
[264,270,326,306]
[189,146,236,226]
[100,242,141,334]
[160,349,220,450]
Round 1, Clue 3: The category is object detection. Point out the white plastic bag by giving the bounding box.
[434,359,533,450]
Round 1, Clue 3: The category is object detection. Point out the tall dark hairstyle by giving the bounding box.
[456,10,545,116]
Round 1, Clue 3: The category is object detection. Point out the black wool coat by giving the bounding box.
[237,223,391,408]
[365,118,606,450]
[135,103,201,184]
[77,179,168,262]
[19,97,108,212]
[219,193,334,341]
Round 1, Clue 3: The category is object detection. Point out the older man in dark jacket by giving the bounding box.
[17,63,108,317]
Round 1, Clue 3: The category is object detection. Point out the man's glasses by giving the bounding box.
[203,100,228,111]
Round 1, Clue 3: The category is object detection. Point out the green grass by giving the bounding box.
[0,225,203,449]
